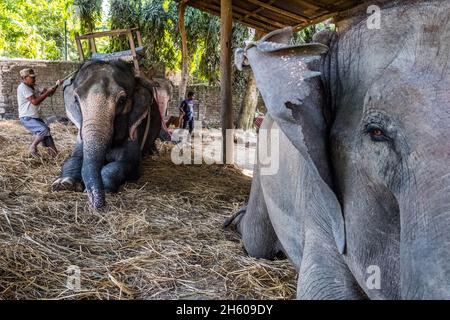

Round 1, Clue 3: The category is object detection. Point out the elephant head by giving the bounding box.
[63,60,158,209]
[234,0,450,300]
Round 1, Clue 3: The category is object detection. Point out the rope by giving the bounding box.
[46,69,78,120]
[140,86,163,151]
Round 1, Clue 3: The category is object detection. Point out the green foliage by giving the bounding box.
[108,0,249,85]
[294,21,335,44]
[0,0,74,60]
[140,0,180,71]
[109,0,141,52]
[73,0,102,33]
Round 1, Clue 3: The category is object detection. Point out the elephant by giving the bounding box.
[52,60,162,209]
[227,0,450,299]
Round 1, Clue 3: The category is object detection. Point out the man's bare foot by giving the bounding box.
[29,147,39,158]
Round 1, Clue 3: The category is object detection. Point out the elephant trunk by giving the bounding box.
[401,171,450,299]
[80,99,114,209]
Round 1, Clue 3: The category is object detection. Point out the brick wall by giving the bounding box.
[0,58,80,119]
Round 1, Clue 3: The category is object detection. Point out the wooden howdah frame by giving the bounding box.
[75,28,144,72]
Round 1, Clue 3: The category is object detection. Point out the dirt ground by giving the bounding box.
[0,120,296,300]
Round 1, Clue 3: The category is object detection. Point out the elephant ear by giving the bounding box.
[234,48,247,71]
[259,26,293,44]
[235,27,296,71]
[128,80,153,142]
[245,29,346,254]
[63,76,82,131]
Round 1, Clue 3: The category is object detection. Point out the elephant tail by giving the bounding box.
[223,206,247,229]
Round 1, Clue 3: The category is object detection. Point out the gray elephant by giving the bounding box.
[52,60,162,209]
[227,0,450,299]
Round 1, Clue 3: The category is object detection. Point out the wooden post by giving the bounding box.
[220,0,234,165]
[127,29,140,72]
[178,1,189,104]
[75,33,84,61]
[89,38,97,54]
[136,30,143,47]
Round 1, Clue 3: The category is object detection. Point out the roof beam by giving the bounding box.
[242,0,276,20]
[244,0,310,22]
[297,0,340,13]
[188,2,274,32]
[293,12,337,31]
[200,2,280,31]
[233,4,286,29]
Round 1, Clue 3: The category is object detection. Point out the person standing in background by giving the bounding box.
[179,91,195,134]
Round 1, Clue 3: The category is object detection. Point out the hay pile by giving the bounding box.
[0,120,296,299]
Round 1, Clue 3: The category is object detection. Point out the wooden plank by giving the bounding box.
[89,38,97,54]
[293,12,337,31]
[77,27,140,40]
[233,3,286,29]
[178,1,189,103]
[244,0,310,22]
[200,1,277,31]
[220,0,234,165]
[189,2,273,32]
[242,0,276,20]
[136,30,143,47]
[75,33,85,61]
[296,0,340,13]
[127,29,140,72]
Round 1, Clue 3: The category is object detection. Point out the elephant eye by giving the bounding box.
[117,96,127,105]
[366,124,390,142]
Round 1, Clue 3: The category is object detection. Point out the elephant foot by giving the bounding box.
[52,177,84,192]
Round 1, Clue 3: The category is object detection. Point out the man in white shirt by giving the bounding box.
[17,68,60,157]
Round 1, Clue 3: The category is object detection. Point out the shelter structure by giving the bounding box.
[176,0,375,163]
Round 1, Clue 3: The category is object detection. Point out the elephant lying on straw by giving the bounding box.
[52,60,162,209]
[226,0,450,299]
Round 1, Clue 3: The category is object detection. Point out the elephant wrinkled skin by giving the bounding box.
[228,0,450,299]
[52,60,162,209]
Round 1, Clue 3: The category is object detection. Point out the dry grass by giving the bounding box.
[0,120,296,300]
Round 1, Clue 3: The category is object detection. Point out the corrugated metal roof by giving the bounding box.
[178,0,368,32]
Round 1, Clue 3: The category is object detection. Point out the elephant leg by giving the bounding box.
[101,161,137,193]
[297,225,365,300]
[102,140,141,193]
[234,169,282,260]
[52,142,84,192]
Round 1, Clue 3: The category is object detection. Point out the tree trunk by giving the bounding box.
[236,30,263,130]
[236,70,258,130]
[178,2,188,104]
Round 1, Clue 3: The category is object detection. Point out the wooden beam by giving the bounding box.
[245,0,310,22]
[296,1,340,13]
[76,28,140,40]
[75,33,84,61]
[220,0,234,165]
[293,12,337,31]
[199,2,277,31]
[243,0,276,20]
[233,3,286,29]
[89,38,97,54]
[127,29,140,72]
[136,30,143,47]
[178,1,189,103]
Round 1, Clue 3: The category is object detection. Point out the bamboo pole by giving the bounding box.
[178,2,189,104]
[220,0,234,165]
